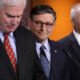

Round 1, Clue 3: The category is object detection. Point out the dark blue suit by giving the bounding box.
[59,32,80,80]
[35,40,71,80]
[0,26,47,80]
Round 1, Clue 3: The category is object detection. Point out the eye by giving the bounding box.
[34,21,42,25]
[45,23,53,26]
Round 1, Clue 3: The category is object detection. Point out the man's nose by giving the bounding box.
[11,18,19,24]
[41,24,47,31]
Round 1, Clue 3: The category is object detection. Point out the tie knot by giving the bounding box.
[4,33,10,48]
[4,33,9,36]
[4,33,10,39]
[40,45,46,49]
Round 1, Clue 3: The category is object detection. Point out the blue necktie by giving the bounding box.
[40,45,50,78]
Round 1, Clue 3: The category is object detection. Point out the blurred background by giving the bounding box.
[21,0,80,41]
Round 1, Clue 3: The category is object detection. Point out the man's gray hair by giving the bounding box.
[0,0,27,8]
[70,3,80,21]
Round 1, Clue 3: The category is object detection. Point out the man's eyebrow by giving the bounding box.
[6,13,22,17]
[6,13,15,17]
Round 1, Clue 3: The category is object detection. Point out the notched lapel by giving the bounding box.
[49,40,65,80]
[50,46,59,80]
[69,33,80,60]
[14,32,25,79]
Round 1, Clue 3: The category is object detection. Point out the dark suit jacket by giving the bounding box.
[59,32,80,80]
[35,40,70,80]
[0,26,47,80]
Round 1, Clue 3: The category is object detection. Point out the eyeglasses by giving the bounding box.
[33,20,54,28]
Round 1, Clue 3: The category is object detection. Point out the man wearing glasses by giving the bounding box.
[29,5,71,80]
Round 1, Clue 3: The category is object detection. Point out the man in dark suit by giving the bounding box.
[29,5,71,80]
[59,3,80,80]
[0,0,47,80]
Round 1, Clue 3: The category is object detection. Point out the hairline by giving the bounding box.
[0,0,27,9]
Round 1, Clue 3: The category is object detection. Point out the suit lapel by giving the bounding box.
[50,48,58,80]
[14,31,25,79]
[69,33,80,60]
[49,40,60,80]
[34,49,45,72]
[14,29,34,79]
[0,40,16,78]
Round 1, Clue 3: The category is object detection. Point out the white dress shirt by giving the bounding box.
[0,32,17,61]
[36,39,51,63]
[73,30,80,46]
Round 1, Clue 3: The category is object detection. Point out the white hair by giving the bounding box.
[0,0,27,8]
[70,3,80,21]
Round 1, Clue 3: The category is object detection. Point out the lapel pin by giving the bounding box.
[54,50,57,53]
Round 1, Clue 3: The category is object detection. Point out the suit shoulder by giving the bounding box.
[15,26,35,37]
[16,26,31,33]
[59,35,70,43]
[58,33,73,48]
[50,40,64,50]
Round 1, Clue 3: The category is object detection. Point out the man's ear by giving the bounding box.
[27,18,33,29]
[53,21,56,26]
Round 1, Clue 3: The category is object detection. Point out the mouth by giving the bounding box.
[40,32,48,35]
[7,25,17,31]
[7,25,16,28]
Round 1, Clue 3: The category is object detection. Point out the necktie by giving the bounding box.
[40,45,50,78]
[4,34,16,72]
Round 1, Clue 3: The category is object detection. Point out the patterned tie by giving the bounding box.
[4,34,16,72]
[40,45,50,78]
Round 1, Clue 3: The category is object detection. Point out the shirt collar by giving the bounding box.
[9,32,14,38]
[73,30,80,45]
[36,39,50,51]
[0,32,14,42]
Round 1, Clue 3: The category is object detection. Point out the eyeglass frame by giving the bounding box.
[32,20,55,29]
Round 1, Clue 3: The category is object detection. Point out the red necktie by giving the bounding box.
[4,34,16,72]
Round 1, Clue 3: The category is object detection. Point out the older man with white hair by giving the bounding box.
[59,3,80,80]
[0,0,47,80]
